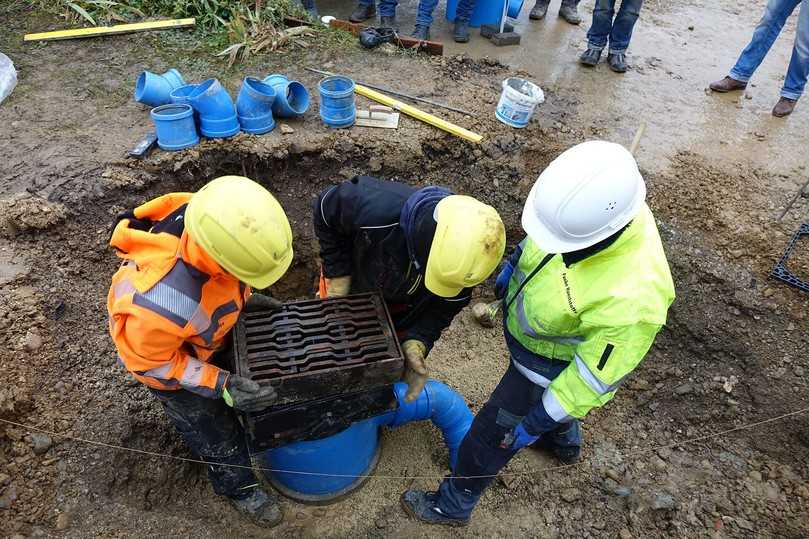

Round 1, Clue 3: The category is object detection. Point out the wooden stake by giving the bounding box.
[24,18,196,42]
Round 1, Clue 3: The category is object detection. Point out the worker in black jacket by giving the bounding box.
[313,176,506,402]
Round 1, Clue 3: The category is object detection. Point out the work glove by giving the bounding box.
[500,422,540,451]
[243,293,283,313]
[402,339,428,403]
[494,261,514,300]
[325,275,352,297]
[222,375,278,412]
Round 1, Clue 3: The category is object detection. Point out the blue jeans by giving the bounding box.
[416,0,476,26]
[358,0,399,17]
[586,0,644,53]
[434,361,582,519]
[151,388,258,498]
[729,0,809,99]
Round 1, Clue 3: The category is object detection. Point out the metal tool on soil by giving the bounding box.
[776,177,809,222]
[770,223,809,293]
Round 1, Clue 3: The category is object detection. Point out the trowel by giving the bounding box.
[355,105,400,129]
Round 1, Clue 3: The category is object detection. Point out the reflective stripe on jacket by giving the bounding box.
[505,204,675,420]
[106,193,248,397]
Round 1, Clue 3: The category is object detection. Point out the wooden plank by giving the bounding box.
[329,19,443,55]
[24,18,196,42]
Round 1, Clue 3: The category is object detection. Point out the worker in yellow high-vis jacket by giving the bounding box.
[401,140,676,526]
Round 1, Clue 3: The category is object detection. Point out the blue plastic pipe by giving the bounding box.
[318,76,356,129]
[263,74,310,118]
[264,380,473,502]
[135,68,186,107]
[169,84,198,105]
[150,103,199,151]
[236,77,277,135]
[188,79,241,138]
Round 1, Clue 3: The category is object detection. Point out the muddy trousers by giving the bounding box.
[434,363,581,519]
[151,388,259,499]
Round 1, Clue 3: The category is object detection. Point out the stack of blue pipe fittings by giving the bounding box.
[135,68,357,152]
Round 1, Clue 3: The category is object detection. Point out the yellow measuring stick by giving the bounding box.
[24,18,196,42]
[354,84,483,144]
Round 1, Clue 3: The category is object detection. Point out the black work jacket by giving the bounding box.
[312,176,471,350]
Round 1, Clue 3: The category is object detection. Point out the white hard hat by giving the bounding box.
[521,140,646,253]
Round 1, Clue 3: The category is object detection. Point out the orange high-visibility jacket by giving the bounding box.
[107,193,249,397]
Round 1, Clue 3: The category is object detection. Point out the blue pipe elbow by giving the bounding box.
[236,77,277,135]
[134,69,186,107]
[378,380,474,470]
[188,78,240,138]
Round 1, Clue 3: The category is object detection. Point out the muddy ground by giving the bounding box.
[1,1,808,538]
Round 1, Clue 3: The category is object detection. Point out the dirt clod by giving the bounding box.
[29,433,52,455]
[0,194,67,238]
[22,329,42,352]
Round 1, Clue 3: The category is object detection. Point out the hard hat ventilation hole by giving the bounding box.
[605,201,617,211]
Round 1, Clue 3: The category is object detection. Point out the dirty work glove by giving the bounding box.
[402,340,429,403]
[494,261,514,300]
[325,275,352,297]
[500,422,540,451]
[244,293,283,313]
[223,375,278,412]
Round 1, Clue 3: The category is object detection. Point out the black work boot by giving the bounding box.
[453,19,470,42]
[411,24,430,40]
[559,2,582,24]
[529,0,550,20]
[579,47,602,66]
[229,488,283,528]
[349,2,376,22]
[400,491,469,527]
[608,52,628,73]
[380,15,398,30]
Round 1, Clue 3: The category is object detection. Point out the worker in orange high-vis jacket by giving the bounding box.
[107,176,293,528]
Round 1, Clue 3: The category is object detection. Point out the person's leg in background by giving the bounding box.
[378,0,399,29]
[412,0,438,39]
[711,0,801,92]
[774,0,809,116]
[151,388,283,526]
[559,0,583,25]
[605,0,644,72]
[581,0,617,66]
[529,0,550,21]
[349,0,376,22]
[453,0,476,42]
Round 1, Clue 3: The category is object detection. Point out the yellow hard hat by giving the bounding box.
[185,176,293,289]
[425,195,506,298]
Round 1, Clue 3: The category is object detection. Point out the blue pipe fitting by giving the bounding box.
[188,79,240,138]
[318,76,356,129]
[507,0,524,18]
[263,74,310,118]
[169,84,198,105]
[236,77,277,135]
[134,68,186,107]
[264,379,473,503]
[150,103,199,151]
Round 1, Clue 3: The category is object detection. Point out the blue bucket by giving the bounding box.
[318,76,356,129]
[236,77,277,135]
[507,0,524,18]
[446,0,502,27]
[188,78,240,138]
[263,74,310,118]
[135,69,186,107]
[150,103,199,151]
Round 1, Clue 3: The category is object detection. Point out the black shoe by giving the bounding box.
[608,52,628,73]
[529,438,582,465]
[579,47,601,66]
[453,19,470,42]
[349,3,376,22]
[529,0,550,20]
[400,490,469,527]
[411,24,430,40]
[379,15,398,31]
[229,488,283,528]
[558,3,581,24]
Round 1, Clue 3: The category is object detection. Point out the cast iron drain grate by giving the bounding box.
[770,223,809,293]
[233,293,404,405]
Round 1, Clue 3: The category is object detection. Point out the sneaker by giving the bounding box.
[453,19,470,43]
[229,488,283,528]
[349,3,376,22]
[708,76,747,93]
[411,24,430,40]
[558,3,582,24]
[529,0,550,20]
[400,490,469,527]
[607,52,628,73]
[579,48,602,67]
[772,96,797,117]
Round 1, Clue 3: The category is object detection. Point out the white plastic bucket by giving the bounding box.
[495,78,544,128]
